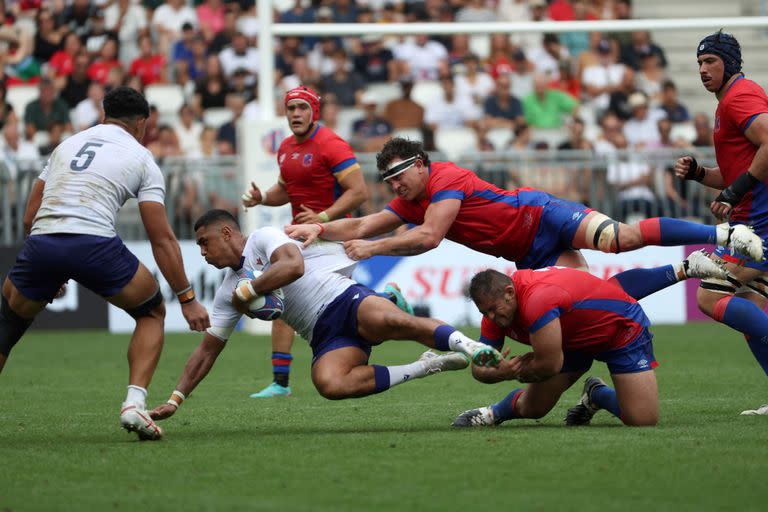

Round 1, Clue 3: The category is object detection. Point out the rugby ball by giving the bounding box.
[236,272,285,321]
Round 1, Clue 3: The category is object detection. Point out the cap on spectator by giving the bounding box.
[628,91,648,108]
[512,49,526,61]
[597,39,612,54]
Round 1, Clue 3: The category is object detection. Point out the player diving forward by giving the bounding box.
[149,210,499,423]
[452,253,727,428]
[0,87,209,441]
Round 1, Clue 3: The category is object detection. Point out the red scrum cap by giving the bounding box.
[284,86,321,122]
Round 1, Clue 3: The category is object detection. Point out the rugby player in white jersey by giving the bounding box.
[0,87,209,440]
[149,209,501,421]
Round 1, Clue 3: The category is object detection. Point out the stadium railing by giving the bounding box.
[0,147,718,246]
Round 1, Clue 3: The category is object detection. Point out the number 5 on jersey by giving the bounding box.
[70,142,104,171]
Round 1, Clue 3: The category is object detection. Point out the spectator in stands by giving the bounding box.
[208,7,237,55]
[549,59,581,100]
[318,96,349,140]
[307,37,339,81]
[608,0,634,45]
[425,74,481,131]
[148,125,182,161]
[487,33,515,79]
[595,112,658,222]
[655,80,690,124]
[528,33,569,80]
[83,10,109,57]
[446,34,470,68]
[483,73,525,130]
[216,93,245,155]
[193,55,228,115]
[47,32,82,88]
[104,65,127,94]
[512,0,548,51]
[582,38,629,113]
[456,0,496,22]
[141,105,160,147]
[558,116,593,150]
[172,23,198,77]
[197,0,226,43]
[129,34,167,86]
[1,118,39,166]
[523,73,579,129]
[104,0,149,66]
[87,36,122,84]
[58,0,95,39]
[658,118,700,219]
[624,91,662,148]
[320,48,365,107]
[72,81,104,132]
[508,49,535,100]
[228,68,254,101]
[32,8,65,65]
[192,125,219,158]
[352,35,395,84]
[280,0,315,24]
[454,53,495,107]
[174,103,203,157]
[152,0,197,55]
[60,52,92,109]
[559,0,595,58]
[384,78,424,130]
[278,55,314,96]
[218,31,258,86]
[635,49,666,105]
[0,82,16,130]
[607,66,637,121]
[393,34,448,81]
[576,31,604,78]
[23,78,71,142]
[332,0,357,23]
[352,92,393,152]
[620,31,667,72]
[275,36,307,83]
[498,0,531,21]
[692,113,713,147]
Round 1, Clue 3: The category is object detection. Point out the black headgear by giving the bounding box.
[697,30,742,91]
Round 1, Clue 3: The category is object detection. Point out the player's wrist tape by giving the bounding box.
[318,211,330,222]
[167,390,186,408]
[314,223,325,236]
[260,189,269,205]
[683,157,705,182]
[176,286,196,304]
[715,171,759,206]
[235,280,257,302]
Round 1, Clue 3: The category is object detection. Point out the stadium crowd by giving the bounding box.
[0,0,716,225]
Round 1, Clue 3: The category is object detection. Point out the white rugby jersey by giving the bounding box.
[31,124,165,237]
[208,227,357,342]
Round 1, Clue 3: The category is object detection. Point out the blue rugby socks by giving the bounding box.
[611,265,680,300]
[639,218,716,246]
[272,352,292,387]
[590,385,622,418]
[490,389,524,423]
[714,296,768,375]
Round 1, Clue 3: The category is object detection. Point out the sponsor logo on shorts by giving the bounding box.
[638,358,649,368]
[572,212,583,221]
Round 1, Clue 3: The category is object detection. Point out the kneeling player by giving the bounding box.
[453,259,725,428]
[149,210,500,422]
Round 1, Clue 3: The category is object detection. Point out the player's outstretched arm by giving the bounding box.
[344,199,460,259]
[149,332,226,421]
[509,321,564,383]
[285,210,403,247]
[139,201,210,331]
[22,178,45,235]
[242,181,290,209]
[232,243,305,310]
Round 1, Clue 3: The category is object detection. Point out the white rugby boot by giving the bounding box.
[740,404,768,416]
[417,350,469,376]
[683,249,727,280]
[120,404,163,441]
[717,223,765,262]
[452,406,500,427]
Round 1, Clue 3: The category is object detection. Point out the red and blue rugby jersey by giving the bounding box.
[385,162,549,261]
[277,124,360,223]
[713,76,768,226]
[479,267,649,354]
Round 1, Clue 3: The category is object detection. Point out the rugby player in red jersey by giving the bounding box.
[241,87,409,398]
[674,31,768,415]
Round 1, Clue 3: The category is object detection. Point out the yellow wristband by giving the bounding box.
[318,211,330,222]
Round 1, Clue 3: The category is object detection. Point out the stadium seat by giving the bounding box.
[532,128,566,149]
[485,128,513,150]
[145,84,185,118]
[435,127,478,160]
[202,107,233,129]
[7,85,39,118]
[336,107,364,139]
[670,122,696,144]
[393,128,423,142]
[363,82,403,107]
[411,81,444,110]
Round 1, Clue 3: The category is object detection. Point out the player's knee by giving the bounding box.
[315,380,348,400]
[0,295,33,357]
[622,411,658,427]
[125,289,164,320]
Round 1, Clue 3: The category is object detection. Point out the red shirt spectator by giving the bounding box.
[87,37,121,84]
[549,0,576,21]
[197,0,226,41]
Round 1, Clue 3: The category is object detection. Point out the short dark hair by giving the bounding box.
[468,269,510,304]
[194,209,240,232]
[376,137,431,172]
[103,86,150,121]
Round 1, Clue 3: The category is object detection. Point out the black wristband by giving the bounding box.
[683,157,705,182]
[715,172,760,206]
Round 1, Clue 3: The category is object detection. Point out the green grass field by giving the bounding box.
[2,323,767,511]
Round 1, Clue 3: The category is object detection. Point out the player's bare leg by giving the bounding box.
[251,319,295,398]
[611,371,659,426]
[0,277,48,374]
[553,249,589,271]
[355,295,500,366]
[572,211,764,261]
[453,371,584,427]
[107,263,166,440]
[311,345,468,399]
